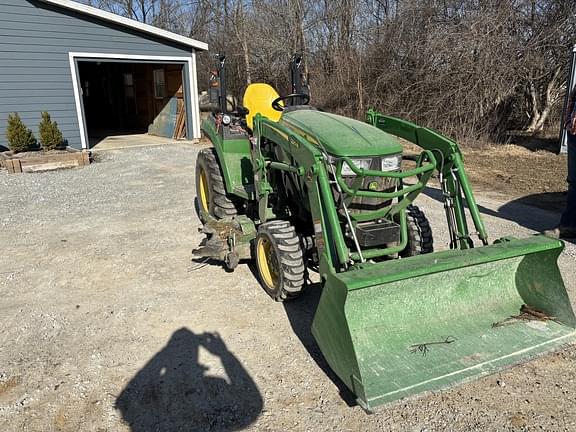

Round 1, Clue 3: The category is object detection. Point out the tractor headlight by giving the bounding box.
[341,158,371,176]
[327,154,402,176]
[381,154,402,172]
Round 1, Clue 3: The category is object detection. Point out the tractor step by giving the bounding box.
[233,184,255,195]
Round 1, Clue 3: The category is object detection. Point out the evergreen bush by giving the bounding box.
[38,112,65,151]
[5,113,36,153]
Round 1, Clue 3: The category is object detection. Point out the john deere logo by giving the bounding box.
[368,181,379,191]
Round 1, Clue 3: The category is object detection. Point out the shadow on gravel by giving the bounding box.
[115,328,263,431]
[493,193,575,245]
[282,283,358,408]
[422,188,567,230]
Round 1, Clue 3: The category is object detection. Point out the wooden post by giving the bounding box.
[9,159,22,173]
[80,151,90,166]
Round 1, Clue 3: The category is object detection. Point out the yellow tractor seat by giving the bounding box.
[243,83,282,130]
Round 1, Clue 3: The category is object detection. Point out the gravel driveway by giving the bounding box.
[1,143,575,431]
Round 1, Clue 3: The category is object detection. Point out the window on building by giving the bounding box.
[153,69,166,99]
[123,73,134,98]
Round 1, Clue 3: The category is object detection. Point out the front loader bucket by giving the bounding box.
[311,235,576,411]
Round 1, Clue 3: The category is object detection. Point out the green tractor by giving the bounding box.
[194,55,576,410]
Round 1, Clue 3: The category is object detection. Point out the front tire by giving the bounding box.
[255,220,305,301]
[195,148,238,222]
[402,205,433,257]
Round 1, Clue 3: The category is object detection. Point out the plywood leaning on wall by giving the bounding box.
[173,85,186,140]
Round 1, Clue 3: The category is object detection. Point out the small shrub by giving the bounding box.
[5,113,36,153]
[38,112,65,151]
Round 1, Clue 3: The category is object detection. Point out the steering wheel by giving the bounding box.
[271,93,310,111]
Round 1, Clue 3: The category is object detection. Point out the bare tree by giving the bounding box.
[80,0,576,140]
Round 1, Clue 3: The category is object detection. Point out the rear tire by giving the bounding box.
[195,148,238,222]
[402,205,433,257]
[255,220,305,301]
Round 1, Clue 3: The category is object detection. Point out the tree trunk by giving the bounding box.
[526,67,563,133]
[241,38,252,85]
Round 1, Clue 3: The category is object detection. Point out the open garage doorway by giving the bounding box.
[75,59,191,149]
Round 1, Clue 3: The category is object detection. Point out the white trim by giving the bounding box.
[68,52,198,149]
[70,52,195,62]
[190,51,201,139]
[39,0,208,51]
[69,54,87,149]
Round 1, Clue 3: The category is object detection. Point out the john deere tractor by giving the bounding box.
[194,55,576,410]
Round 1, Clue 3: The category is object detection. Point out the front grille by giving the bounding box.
[332,174,398,215]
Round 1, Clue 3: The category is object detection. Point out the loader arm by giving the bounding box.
[366,110,488,249]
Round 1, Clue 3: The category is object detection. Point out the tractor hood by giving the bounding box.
[280,110,402,157]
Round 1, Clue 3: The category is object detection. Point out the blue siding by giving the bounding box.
[0,0,194,149]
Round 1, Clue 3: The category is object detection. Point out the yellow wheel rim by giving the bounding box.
[257,237,279,290]
[198,168,209,213]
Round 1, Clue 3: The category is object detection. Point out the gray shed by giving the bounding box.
[0,0,208,149]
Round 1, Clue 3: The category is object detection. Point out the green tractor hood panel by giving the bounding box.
[280,110,403,157]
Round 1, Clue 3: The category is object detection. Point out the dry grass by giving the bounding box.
[463,145,567,209]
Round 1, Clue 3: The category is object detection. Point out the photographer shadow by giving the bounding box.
[115,328,263,431]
